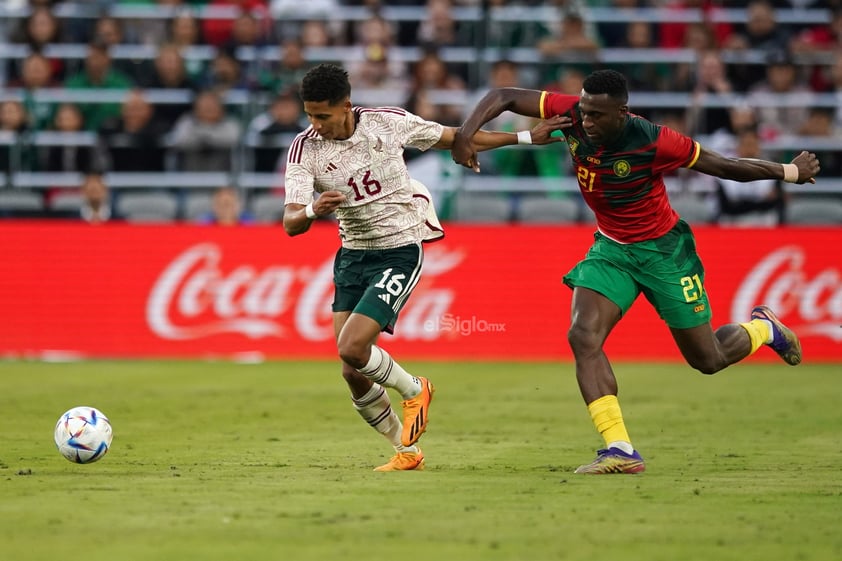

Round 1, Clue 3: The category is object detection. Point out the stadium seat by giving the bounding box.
[670,196,712,224]
[183,191,215,222]
[786,198,842,225]
[451,192,511,223]
[116,192,179,223]
[249,193,286,223]
[0,190,45,217]
[516,195,580,224]
[49,192,84,214]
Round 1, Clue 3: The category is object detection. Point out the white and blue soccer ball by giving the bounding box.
[54,406,113,464]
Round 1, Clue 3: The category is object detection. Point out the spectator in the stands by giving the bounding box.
[202,48,249,94]
[99,90,169,173]
[659,0,732,50]
[224,11,272,88]
[14,52,60,132]
[798,106,842,177]
[41,103,105,174]
[79,172,115,225]
[246,89,305,172]
[299,19,334,48]
[139,44,197,124]
[829,54,842,128]
[711,126,786,227]
[348,42,409,99]
[596,0,647,48]
[0,100,37,173]
[686,50,735,136]
[616,20,671,92]
[167,9,206,79]
[198,186,255,225]
[409,48,466,126]
[468,59,539,178]
[667,22,719,93]
[202,0,270,48]
[10,6,66,80]
[537,8,600,58]
[748,49,812,140]
[169,90,242,172]
[352,12,395,46]
[724,0,791,91]
[417,0,469,48]
[64,40,134,131]
[257,37,310,93]
[88,15,146,81]
[791,8,842,91]
[226,10,271,51]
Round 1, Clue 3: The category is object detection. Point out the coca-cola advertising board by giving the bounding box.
[0,222,839,362]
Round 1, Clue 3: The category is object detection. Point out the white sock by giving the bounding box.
[357,346,422,400]
[352,383,418,453]
[607,440,635,455]
[759,319,774,344]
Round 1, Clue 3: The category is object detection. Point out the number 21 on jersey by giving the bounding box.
[577,166,597,191]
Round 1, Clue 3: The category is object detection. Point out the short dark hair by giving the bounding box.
[583,70,628,104]
[300,63,351,105]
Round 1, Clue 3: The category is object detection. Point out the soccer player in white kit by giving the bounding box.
[284,63,565,470]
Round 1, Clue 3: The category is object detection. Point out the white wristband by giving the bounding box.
[782,163,799,183]
[304,202,317,219]
[517,130,532,145]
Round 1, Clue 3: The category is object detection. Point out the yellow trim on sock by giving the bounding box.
[587,395,631,448]
[739,319,770,355]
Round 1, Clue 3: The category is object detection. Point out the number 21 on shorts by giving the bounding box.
[680,274,703,302]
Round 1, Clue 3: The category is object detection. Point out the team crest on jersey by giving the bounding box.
[613,160,631,177]
[373,137,383,152]
[567,138,579,155]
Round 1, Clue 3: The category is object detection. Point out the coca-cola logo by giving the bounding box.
[146,243,462,341]
[733,245,842,341]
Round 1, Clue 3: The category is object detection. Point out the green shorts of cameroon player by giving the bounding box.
[563,219,712,329]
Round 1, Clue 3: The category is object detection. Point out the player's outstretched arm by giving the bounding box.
[283,191,346,237]
[434,116,568,162]
[452,88,544,171]
[691,146,820,184]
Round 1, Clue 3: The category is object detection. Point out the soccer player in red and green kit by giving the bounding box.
[452,69,821,474]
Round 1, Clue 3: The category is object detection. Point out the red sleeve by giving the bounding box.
[653,126,700,175]
[540,92,579,119]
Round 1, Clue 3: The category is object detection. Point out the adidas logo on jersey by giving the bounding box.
[325,162,337,173]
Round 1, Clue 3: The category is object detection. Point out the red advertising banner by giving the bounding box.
[0,222,839,362]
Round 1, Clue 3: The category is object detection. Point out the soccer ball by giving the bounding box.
[54,406,113,464]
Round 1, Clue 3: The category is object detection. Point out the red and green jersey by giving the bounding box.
[540,92,701,243]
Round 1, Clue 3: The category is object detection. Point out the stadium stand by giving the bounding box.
[0,2,839,223]
[669,195,713,225]
[452,191,512,223]
[786,197,842,225]
[183,190,215,222]
[516,194,581,224]
[116,191,180,223]
[248,191,285,223]
[0,189,43,217]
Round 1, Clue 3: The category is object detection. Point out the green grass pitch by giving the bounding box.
[1,360,840,561]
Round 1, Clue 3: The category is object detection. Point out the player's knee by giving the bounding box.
[686,355,724,375]
[337,340,368,370]
[567,323,603,357]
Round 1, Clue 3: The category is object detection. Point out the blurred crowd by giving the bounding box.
[0,0,841,224]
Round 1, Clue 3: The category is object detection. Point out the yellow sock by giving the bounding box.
[739,319,771,355]
[587,395,631,448]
